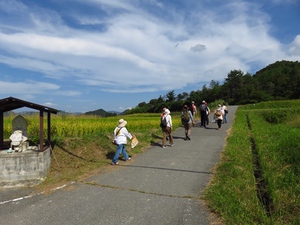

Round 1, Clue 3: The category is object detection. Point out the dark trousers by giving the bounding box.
[200,111,207,127]
[217,119,222,129]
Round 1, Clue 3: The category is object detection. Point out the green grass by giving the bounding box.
[203,100,300,224]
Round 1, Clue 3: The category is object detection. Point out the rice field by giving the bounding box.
[3,112,183,143]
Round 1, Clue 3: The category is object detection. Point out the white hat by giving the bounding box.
[164,109,170,114]
[118,118,127,127]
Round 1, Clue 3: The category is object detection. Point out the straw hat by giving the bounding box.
[164,109,170,114]
[118,118,127,127]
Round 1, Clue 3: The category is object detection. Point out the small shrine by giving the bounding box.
[0,97,59,188]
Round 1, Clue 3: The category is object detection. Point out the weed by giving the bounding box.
[204,100,300,224]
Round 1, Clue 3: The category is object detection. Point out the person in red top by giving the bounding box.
[190,101,197,126]
[191,101,197,117]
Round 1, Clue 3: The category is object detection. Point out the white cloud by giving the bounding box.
[43,102,57,107]
[0,0,299,111]
[0,81,59,94]
[289,35,300,56]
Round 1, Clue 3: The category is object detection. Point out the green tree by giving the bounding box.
[177,92,188,101]
[223,70,245,104]
[166,90,176,102]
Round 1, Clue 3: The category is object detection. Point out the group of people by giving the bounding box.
[198,100,228,130]
[110,101,228,165]
[159,101,228,147]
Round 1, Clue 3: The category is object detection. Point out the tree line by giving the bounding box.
[123,60,300,114]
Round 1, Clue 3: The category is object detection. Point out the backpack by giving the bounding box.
[200,103,207,112]
[160,116,167,128]
[215,110,222,117]
[182,110,190,122]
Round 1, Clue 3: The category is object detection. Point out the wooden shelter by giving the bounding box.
[0,97,59,151]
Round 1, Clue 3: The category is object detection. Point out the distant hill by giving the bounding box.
[85,108,118,117]
[253,60,300,100]
[108,110,122,115]
[3,111,38,116]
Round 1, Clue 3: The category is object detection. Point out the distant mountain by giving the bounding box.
[4,111,38,116]
[85,108,118,117]
[108,110,122,115]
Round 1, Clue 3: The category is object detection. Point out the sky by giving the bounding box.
[0,0,299,113]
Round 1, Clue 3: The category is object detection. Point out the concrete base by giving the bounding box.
[0,148,51,188]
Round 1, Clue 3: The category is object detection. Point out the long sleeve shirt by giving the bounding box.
[114,126,132,144]
[164,114,172,127]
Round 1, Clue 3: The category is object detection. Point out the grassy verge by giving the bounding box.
[203,100,300,224]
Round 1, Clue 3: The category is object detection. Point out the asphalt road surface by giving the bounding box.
[0,106,238,225]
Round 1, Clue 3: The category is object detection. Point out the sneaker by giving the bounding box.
[126,157,131,162]
[111,162,119,165]
[187,136,191,140]
[170,144,175,147]
[162,146,167,148]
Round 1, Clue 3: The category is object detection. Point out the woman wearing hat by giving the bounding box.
[214,104,224,130]
[111,119,134,165]
[199,100,208,128]
[161,109,174,148]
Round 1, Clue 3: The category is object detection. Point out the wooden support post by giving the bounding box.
[39,110,44,151]
[47,112,51,146]
[0,112,3,148]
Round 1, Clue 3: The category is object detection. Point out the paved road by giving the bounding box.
[0,106,238,225]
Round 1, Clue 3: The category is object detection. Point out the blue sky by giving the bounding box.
[0,0,299,113]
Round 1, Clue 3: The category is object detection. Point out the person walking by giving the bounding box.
[190,101,197,125]
[214,104,224,130]
[161,108,174,148]
[181,105,194,140]
[222,102,228,123]
[111,119,134,165]
[205,102,210,126]
[199,100,208,128]
[160,107,169,140]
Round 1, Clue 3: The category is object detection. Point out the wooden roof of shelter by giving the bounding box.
[0,96,59,114]
[0,97,59,151]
